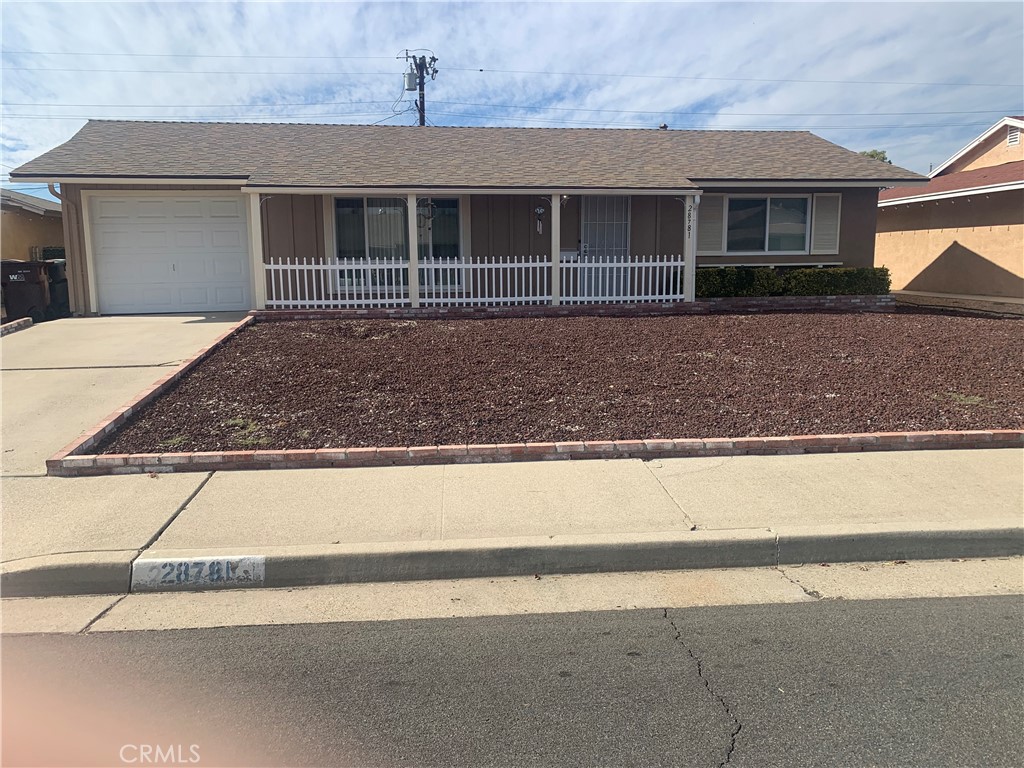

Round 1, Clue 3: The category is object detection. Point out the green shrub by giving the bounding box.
[694,266,890,298]
[784,267,891,296]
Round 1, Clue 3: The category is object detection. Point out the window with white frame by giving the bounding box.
[725,195,810,253]
[697,194,838,256]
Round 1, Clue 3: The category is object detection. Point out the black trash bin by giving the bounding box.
[1,261,51,323]
[45,259,71,318]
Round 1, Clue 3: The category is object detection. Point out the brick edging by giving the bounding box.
[251,294,896,322]
[45,315,255,472]
[0,317,33,337]
[48,429,1023,477]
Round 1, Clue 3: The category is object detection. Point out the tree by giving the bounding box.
[859,149,892,164]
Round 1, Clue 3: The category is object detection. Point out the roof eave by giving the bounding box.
[878,180,1024,206]
[8,174,251,185]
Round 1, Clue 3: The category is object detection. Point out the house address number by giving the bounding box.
[131,555,266,591]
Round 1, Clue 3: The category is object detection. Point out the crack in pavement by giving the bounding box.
[664,608,742,768]
[643,462,697,529]
[774,565,825,600]
[79,594,127,634]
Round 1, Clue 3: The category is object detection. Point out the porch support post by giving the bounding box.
[407,194,420,308]
[248,192,267,310]
[682,194,699,302]
[550,193,561,306]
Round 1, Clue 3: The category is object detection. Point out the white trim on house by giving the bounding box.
[249,193,266,310]
[928,117,1024,178]
[242,187,704,196]
[878,180,1024,207]
[12,176,248,186]
[695,180,926,188]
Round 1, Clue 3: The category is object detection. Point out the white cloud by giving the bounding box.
[1,0,1021,197]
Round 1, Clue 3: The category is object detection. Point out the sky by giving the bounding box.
[2,1,1022,202]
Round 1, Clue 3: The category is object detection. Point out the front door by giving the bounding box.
[580,196,630,300]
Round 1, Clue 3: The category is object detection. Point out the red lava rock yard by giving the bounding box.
[98,312,1024,454]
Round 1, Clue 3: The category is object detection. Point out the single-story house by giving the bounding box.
[876,116,1024,299]
[0,188,64,262]
[9,121,924,316]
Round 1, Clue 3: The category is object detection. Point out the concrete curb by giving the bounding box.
[0,317,33,337]
[3,522,1021,598]
[1,550,134,598]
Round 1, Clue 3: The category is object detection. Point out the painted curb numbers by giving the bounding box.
[131,556,266,591]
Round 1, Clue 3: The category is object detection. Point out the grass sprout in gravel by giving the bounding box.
[98,311,1024,453]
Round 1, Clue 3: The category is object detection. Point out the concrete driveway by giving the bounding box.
[1,313,246,477]
[2,314,246,571]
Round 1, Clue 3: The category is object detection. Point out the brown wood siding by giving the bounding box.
[57,184,244,315]
[261,194,326,263]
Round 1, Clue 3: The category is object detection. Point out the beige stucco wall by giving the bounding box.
[1,207,64,261]
[875,190,1024,298]
[945,129,1023,174]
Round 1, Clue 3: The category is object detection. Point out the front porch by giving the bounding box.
[253,191,699,310]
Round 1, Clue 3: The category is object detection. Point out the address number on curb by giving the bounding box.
[131,556,266,591]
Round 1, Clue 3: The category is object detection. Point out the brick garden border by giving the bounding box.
[0,317,33,337]
[256,293,896,322]
[45,294,1024,477]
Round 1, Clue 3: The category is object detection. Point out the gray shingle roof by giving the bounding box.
[10,120,926,188]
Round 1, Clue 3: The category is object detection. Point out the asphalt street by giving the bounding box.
[3,595,1022,767]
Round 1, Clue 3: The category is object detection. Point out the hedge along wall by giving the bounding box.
[695,267,891,299]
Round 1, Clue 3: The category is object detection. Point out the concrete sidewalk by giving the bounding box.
[4,448,1022,596]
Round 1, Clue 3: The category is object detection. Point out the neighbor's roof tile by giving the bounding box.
[879,160,1023,201]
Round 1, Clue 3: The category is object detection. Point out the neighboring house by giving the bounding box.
[876,116,1024,299]
[0,188,64,261]
[10,121,923,316]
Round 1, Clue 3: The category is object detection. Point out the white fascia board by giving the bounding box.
[878,181,1024,207]
[928,117,1024,178]
[241,187,703,196]
[9,176,248,186]
[696,179,928,188]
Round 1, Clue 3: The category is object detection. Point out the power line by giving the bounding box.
[0,110,998,131]
[2,99,396,108]
[1,49,395,60]
[434,102,1019,118]
[445,66,1023,89]
[3,66,397,76]
[1,112,411,121]
[2,101,1017,117]
[428,110,995,130]
[5,62,1021,89]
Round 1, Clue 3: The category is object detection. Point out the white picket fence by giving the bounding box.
[264,254,685,309]
[419,256,552,306]
[265,257,410,309]
[560,254,684,304]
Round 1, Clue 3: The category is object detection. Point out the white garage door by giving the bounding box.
[88,194,252,314]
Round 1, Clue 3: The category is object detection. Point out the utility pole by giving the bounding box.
[404,50,438,126]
